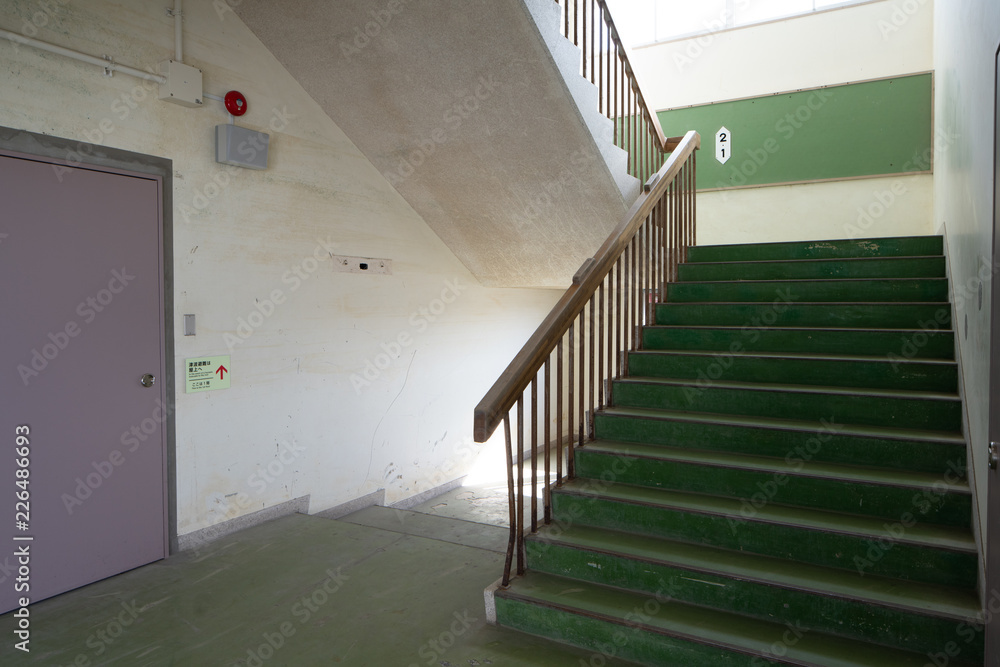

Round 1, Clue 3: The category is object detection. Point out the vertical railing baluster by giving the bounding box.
[581,0,587,77]
[567,321,575,478]
[588,293,596,439]
[556,338,564,488]
[615,258,623,377]
[502,413,515,587]
[676,177,683,279]
[574,0,579,46]
[590,0,604,104]
[647,218,654,323]
[612,40,618,144]
[516,395,525,575]
[606,272,613,400]
[653,202,660,305]
[631,91,637,178]
[597,282,605,409]
[578,306,586,449]
[590,0,596,84]
[660,198,667,297]
[691,151,697,252]
[530,375,538,534]
[603,12,609,117]
[544,356,552,523]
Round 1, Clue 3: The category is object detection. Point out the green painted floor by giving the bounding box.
[1,508,636,666]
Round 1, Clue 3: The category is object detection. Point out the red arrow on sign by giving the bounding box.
[216,365,228,380]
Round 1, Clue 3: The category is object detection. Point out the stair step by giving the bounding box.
[642,325,955,358]
[655,302,951,329]
[678,255,947,282]
[525,525,983,657]
[666,278,949,303]
[688,236,943,263]
[551,481,978,588]
[495,572,981,666]
[627,349,958,392]
[594,406,967,474]
[574,441,970,526]
[611,377,961,431]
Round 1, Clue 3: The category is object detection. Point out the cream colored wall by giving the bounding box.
[697,174,934,246]
[0,1,560,537]
[933,0,1000,556]
[626,0,935,245]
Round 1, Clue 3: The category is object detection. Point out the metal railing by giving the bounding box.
[555,0,675,184]
[474,130,700,586]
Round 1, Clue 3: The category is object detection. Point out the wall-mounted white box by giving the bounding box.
[216,125,270,170]
[158,60,203,108]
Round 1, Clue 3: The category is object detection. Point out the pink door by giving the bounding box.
[0,153,167,612]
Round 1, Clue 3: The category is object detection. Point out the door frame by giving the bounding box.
[0,125,177,553]
[989,42,1000,666]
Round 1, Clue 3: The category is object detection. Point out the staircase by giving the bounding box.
[492,236,985,666]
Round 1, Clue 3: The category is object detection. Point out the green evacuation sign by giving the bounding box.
[186,355,231,393]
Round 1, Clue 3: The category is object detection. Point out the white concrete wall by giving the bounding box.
[933,0,1000,554]
[698,174,934,246]
[624,0,935,245]
[0,1,560,537]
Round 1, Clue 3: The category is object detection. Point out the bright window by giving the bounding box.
[604,0,878,48]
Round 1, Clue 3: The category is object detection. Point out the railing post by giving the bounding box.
[502,414,515,587]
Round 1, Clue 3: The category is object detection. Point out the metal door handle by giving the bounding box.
[140,373,156,388]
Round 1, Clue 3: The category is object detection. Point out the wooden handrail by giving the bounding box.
[474,130,700,443]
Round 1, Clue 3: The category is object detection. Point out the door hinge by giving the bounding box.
[990,442,999,470]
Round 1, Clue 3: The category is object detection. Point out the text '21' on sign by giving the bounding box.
[185,355,231,393]
[716,127,731,164]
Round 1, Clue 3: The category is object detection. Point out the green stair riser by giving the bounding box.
[665,280,948,304]
[655,302,951,330]
[678,256,947,282]
[525,540,984,658]
[573,449,971,527]
[550,492,977,588]
[642,327,955,359]
[495,597,761,667]
[688,237,943,263]
[594,412,967,475]
[611,381,961,432]
[627,352,958,393]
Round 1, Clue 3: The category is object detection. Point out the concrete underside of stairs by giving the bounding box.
[232,0,634,288]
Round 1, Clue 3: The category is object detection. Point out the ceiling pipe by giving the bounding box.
[0,27,166,84]
[173,0,183,62]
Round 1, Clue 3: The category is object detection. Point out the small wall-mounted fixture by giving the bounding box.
[331,256,393,275]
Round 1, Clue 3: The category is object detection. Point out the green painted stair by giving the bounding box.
[491,235,983,666]
[627,350,958,392]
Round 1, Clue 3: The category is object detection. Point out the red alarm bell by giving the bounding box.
[224,90,248,116]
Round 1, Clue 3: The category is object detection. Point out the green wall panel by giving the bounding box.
[654,73,933,190]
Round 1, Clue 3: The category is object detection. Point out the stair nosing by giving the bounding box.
[578,440,971,495]
[597,405,967,445]
[629,349,957,367]
[498,572,967,667]
[529,526,981,622]
[556,482,978,553]
[670,277,950,286]
[615,375,962,402]
[658,300,952,306]
[681,254,945,268]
